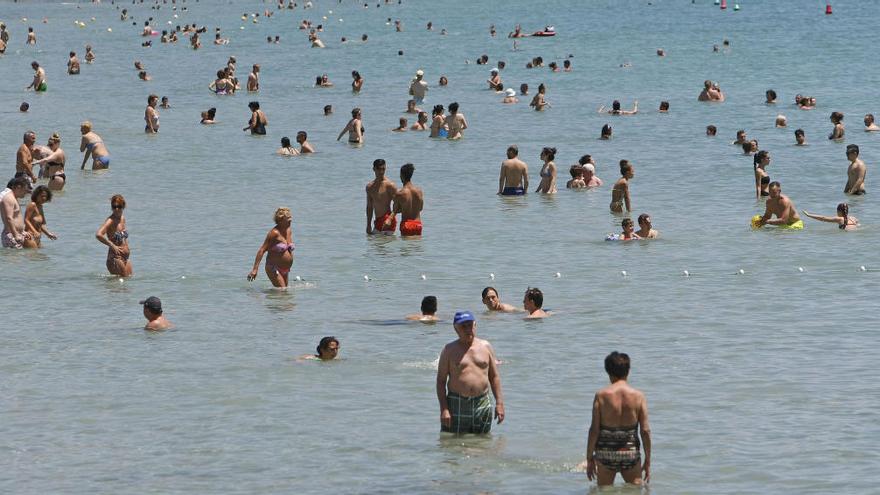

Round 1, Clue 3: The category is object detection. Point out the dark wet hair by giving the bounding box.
[601,124,612,138]
[659,101,669,111]
[605,351,630,379]
[281,137,291,147]
[217,69,226,79]
[400,163,415,182]
[525,287,543,308]
[538,146,555,161]
[622,218,634,229]
[831,111,844,122]
[317,336,339,355]
[753,150,769,170]
[638,213,650,225]
[421,296,437,314]
[768,181,781,190]
[794,128,804,138]
[706,125,717,135]
[432,104,444,116]
[766,89,777,101]
[563,59,571,68]
[324,105,333,115]
[619,160,632,176]
[373,159,386,169]
[315,75,323,85]
[352,70,361,80]
[569,165,583,177]
[352,107,361,117]
[578,155,592,165]
[31,185,51,202]
[838,203,849,230]
[207,108,216,119]
[9,177,30,190]
[248,101,260,111]
[538,83,546,94]
[612,100,621,112]
[297,130,308,140]
[846,144,859,156]
[481,286,498,299]
[448,102,459,114]
[507,145,518,157]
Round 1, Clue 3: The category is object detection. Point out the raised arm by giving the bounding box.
[802,210,842,224]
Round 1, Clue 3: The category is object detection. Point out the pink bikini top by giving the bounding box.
[271,242,294,253]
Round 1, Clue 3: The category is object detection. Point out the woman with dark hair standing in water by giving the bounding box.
[243,101,267,135]
[535,147,558,194]
[754,150,771,199]
[23,186,57,249]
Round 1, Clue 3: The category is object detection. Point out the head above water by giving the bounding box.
[316,336,340,359]
[846,144,859,157]
[421,296,437,315]
[605,351,630,380]
[400,163,415,183]
[524,287,543,309]
[506,145,519,158]
[274,207,292,225]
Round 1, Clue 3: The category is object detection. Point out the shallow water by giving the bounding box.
[2,0,880,493]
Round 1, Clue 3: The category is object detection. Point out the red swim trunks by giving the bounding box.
[400,218,423,236]
[374,212,397,233]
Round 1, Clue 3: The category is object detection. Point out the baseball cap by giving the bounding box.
[415,69,424,76]
[139,296,162,313]
[453,311,475,325]
[582,163,595,173]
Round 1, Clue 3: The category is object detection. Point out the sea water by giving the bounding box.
[1,1,879,493]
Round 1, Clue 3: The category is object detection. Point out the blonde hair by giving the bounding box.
[80,121,92,133]
[48,132,61,144]
[274,207,292,224]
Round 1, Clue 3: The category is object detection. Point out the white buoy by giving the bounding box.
[295,275,302,282]
[323,16,328,20]
[240,26,245,30]
[682,270,690,277]
[621,270,628,277]
[329,10,333,13]
[859,265,867,272]
[555,272,562,278]
[118,278,124,283]
[107,27,112,32]
[797,267,804,272]
[363,274,370,281]
[180,275,186,279]
[420,274,427,280]
[489,273,495,280]
[738,269,745,275]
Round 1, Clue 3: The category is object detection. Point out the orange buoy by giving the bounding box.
[825,3,833,14]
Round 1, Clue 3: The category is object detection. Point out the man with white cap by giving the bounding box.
[487,68,502,91]
[409,70,428,104]
[139,296,173,331]
[579,155,603,187]
[502,88,518,104]
[436,311,505,434]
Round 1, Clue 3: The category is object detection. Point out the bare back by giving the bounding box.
[394,183,423,221]
[596,382,646,427]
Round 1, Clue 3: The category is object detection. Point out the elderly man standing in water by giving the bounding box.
[436,311,504,434]
[581,351,651,487]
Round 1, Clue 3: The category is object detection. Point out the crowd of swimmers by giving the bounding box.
[1,2,876,488]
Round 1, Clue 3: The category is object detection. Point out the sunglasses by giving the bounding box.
[112,204,125,209]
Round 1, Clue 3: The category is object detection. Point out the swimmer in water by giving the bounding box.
[200,108,217,125]
[775,115,787,128]
[844,144,866,195]
[337,107,364,144]
[429,105,447,138]
[743,140,759,155]
[85,45,95,63]
[697,80,724,102]
[481,287,519,312]
[502,88,518,104]
[80,121,110,170]
[297,131,315,153]
[366,159,398,235]
[829,112,845,140]
[535,147,558,194]
[411,112,429,131]
[600,124,613,140]
[802,203,859,231]
[598,100,638,115]
[446,102,468,140]
[32,133,66,191]
[387,163,423,237]
[756,182,802,229]
[487,68,502,91]
[530,84,548,111]
[754,150,771,199]
[392,117,408,132]
[351,70,364,93]
[706,125,717,136]
[523,287,548,318]
[22,186,57,249]
[140,296,173,331]
[610,160,634,213]
[567,165,587,189]
[409,70,428,103]
[765,89,777,104]
[406,296,439,322]
[794,128,806,146]
[247,64,260,92]
[636,214,659,239]
[498,145,529,195]
[405,99,421,114]
[26,62,47,92]
[247,207,295,288]
[96,194,132,277]
[658,101,669,113]
[299,336,340,361]
[277,137,299,156]
[865,114,880,132]
[145,94,160,133]
[580,157,603,187]
[619,218,641,241]
[733,130,747,146]
[67,51,80,75]
[243,101,268,135]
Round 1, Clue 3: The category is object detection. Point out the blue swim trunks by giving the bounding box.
[501,187,525,196]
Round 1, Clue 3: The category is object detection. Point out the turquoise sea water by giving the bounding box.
[2,1,879,493]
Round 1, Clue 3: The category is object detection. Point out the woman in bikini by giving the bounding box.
[337,107,364,144]
[33,132,66,191]
[243,101,267,135]
[96,194,132,277]
[429,104,447,138]
[802,203,859,231]
[829,111,845,140]
[23,186,57,248]
[79,121,110,170]
[610,160,634,213]
[351,70,364,93]
[248,207,295,288]
[145,94,160,133]
[754,150,771,199]
[535,147,558,194]
[530,83,548,111]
